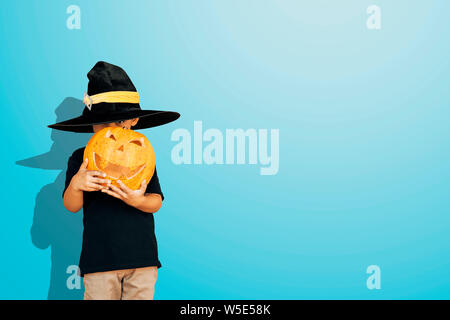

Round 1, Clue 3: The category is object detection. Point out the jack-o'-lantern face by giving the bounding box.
[84,127,155,190]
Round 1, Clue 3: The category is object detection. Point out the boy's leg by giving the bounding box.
[121,266,158,300]
[83,270,123,300]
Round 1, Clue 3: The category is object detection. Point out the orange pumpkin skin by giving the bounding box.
[84,127,156,190]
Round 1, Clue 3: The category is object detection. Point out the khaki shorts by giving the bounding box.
[83,266,158,300]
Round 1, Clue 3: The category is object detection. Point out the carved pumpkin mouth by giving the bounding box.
[93,152,146,180]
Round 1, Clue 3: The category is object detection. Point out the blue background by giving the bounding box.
[1,0,449,299]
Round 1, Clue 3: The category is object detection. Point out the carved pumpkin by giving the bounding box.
[84,127,155,190]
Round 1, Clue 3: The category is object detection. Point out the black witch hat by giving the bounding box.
[48,61,180,132]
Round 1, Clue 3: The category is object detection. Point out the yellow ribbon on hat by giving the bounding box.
[83,91,140,110]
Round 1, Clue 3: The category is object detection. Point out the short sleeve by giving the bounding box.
[62,149,83,198]
[146,167,164,201]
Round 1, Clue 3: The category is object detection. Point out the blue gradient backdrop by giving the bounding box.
[1,1,450,299]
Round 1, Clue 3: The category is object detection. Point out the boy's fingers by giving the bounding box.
[84,184,103,192]
[90,177,111,185]
[109,184,128,198]
[80,158,89,170]
[101,188,122,199]
[139,180,147,192]
[117,180,131,193]
[87,182,107,190]
[88,170,107,177]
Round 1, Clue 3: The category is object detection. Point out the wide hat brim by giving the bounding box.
[48,108,180,133]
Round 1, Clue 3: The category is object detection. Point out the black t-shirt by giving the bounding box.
[63,147,163,276]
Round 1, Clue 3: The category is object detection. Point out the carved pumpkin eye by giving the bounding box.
[105,130,117,141]
[130,138,144,147]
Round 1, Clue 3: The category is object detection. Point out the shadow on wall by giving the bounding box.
[16,98,90,300]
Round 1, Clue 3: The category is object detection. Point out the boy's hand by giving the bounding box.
[101,179,147,208]
[71,158,111,192]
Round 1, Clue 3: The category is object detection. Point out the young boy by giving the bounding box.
[48,61,180,300]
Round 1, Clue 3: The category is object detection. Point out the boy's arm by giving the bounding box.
[135,193,163,213]
[63,158,111,212]
[63,183,84,213]
[101,180,163,214]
